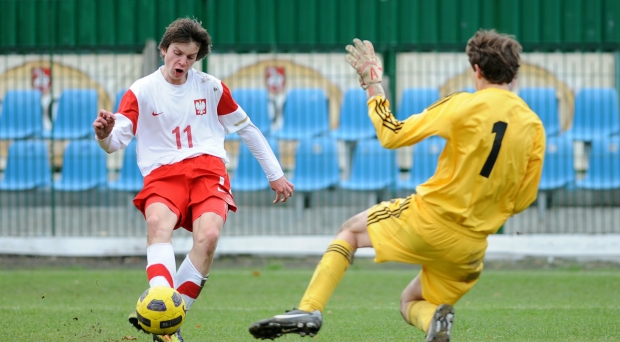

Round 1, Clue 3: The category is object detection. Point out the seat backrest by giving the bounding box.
[573,87,620,137]
[349,138,397,184]
[293,136,340,183]
[279,88,329,138]
[53,89,98,139]
[397,88,440,121]
[113,89,127,113]
[57,140,107,187]
[0,140,51,189]
[232,88,271,135]
[541,135,575,186]
[585,136,620,184]
[339,88,374,131]
[519,87,560,136]
[0,89,43,139]
[411,136,446,181]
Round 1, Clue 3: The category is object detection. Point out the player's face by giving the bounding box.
[161,42,200,85]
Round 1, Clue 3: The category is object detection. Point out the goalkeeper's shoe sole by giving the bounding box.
[425,304,455,342]
[152,329,184,342]
[128,311,149,334]
[248,309,322,340]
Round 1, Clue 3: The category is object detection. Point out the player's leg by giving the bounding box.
[400,273,454,342]
[175,198,226,310]
[248,209,372,340]
[129,198,180,333]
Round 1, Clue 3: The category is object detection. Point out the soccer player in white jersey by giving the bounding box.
[93,18,294,342]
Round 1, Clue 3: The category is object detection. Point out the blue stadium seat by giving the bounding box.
[108,139,143,191]
[291,136,340,191]
[567,87,620,141]
[339,138,397,191]
[231,137,280,191]
[519,87,561,136]
[227,88,272,141]
[576,136,620,190]
[462,86,476,93]
[330,88,376,141]
[271,88,329,140]
[0,140,51,190]
[538,135,575,191]
[0,89,43,139]
[113,88,127,113]
[397,88,440,121]
[54,140,108,191]
[43,89,98,139]
[397,136,445,191]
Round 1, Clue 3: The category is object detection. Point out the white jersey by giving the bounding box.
[98,68,273,177]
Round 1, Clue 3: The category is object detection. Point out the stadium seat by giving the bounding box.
[43,89,98,139]
[397,136,446,191]
[113,88,127,113]
[0,89,43,139]
[54,140,108,191]
[538,135,575,191]
[339,138,397,191]
[397,88,440,121]
[227,88,272,141]
[519,87,561,136]
[230,137,280,191]
[330,88,376,141]
[576,136,620,190]
[108,139,143,191]
[0,140,51,190]
[291,136,340,191]
[566,87,620,141]
[271,88,329,140]
[462,86,476,93]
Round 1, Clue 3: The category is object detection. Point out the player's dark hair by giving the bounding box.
[159,18,212,60]
[466,29,522,84]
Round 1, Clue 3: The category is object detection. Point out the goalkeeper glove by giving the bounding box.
[345,38,385,98]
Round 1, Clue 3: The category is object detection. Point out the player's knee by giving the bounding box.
[399,298,411,322]
[194,225,221,251]
[146,215,172,241]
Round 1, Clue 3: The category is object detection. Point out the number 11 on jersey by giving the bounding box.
[173,125,193,149]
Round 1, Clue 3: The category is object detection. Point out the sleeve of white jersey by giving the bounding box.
[219,106,252,135]
[96,114,135,153]
[237,122,284,181]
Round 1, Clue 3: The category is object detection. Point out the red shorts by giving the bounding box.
[133,154,237,231]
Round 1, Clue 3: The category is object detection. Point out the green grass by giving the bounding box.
[1,261,620,341]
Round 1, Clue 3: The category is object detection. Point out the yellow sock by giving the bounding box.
[298,239,354,312]
[406,300,438,333]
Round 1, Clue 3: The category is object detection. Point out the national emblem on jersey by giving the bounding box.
[194,99,207,115]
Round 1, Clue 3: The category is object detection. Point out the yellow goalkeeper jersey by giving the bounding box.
[369,88,545,235]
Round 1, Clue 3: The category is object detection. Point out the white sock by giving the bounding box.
[175,254,208,310]
[146,243,176,288]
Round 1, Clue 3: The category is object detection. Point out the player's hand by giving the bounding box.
[93,109,115,139]
[345,38,385,97]
[270,176,294,204]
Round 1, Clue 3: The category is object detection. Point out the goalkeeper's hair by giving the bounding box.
[466,29,522,85]
[159,17,212,61]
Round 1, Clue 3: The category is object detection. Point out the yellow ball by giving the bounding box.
[136,286,186,335]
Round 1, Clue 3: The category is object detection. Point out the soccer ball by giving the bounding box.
[136,286,186,335]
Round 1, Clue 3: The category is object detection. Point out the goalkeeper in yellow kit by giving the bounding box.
[249,29,545,341]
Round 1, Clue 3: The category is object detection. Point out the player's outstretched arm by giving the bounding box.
[93,109,116,140]
[345,38,386,99]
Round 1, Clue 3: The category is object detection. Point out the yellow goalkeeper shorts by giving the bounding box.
[366,195,487,305]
